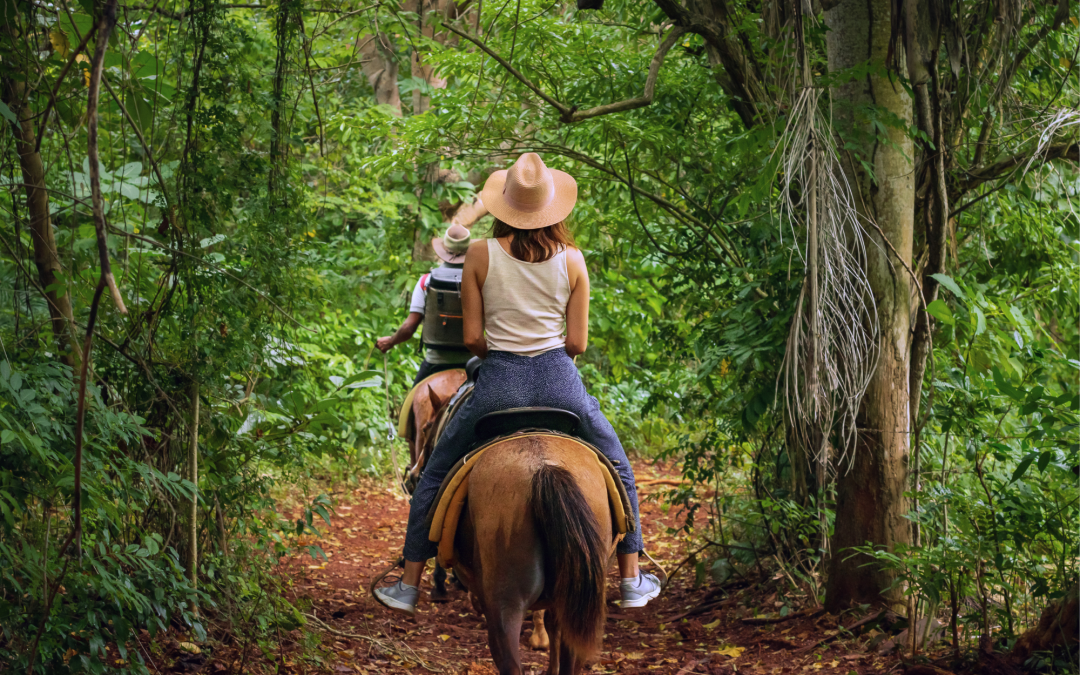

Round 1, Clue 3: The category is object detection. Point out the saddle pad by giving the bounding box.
[396,368,467,439]
[427,432,635,557]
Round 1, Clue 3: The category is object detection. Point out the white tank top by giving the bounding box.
[483,238,570,357]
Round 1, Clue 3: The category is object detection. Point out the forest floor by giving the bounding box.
[176,459,915,674]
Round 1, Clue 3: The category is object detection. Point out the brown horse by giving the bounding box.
[404,369,466,491]
[450,434,614,675]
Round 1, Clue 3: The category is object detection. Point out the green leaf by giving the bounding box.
[313,503,333,528]
[334,371,383,389]
[115,161,144,179]
[124,85,156,139]
[1037,451,1053,472]
[971,306,986,336]
[710,558,733,585]
[0,101,17,125]
[929,273,964,300]
[925,299,954,326]
[130,51,162,79]
[1011,452,1037,483]
[992,366,1026,402]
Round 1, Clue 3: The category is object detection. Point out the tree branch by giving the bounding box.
[649,0,764,127]
[960,142,1078,192]
[87,0,128,315]
[443,23,686,124]
[569,26,686,122]
[442,23,572,119]
[987,0,1070,112]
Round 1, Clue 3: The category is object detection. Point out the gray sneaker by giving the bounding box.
[374,580,419,616]
[620,572,663,609]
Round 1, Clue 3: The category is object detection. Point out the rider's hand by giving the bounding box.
[376,336,395,353]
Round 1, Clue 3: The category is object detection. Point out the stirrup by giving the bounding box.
[369,556,405,611]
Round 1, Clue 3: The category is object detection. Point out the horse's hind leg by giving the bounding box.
[485,606,526,675]
[528,610,549,651]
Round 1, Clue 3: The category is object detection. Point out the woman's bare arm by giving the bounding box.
[564,247,590,357]
[462,239,489,358]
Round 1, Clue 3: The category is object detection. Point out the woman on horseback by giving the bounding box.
[376,153,661,615]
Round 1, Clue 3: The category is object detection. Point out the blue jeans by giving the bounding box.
[402,349,643,561]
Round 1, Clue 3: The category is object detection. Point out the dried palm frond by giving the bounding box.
[1024,107,1080,175]
[776,34,879,476]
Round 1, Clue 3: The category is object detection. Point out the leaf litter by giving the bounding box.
[190,460,909,673]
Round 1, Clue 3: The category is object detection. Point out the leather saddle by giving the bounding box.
[474,407,580,442]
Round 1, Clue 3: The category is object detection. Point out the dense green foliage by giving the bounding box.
[0,0,1076,670]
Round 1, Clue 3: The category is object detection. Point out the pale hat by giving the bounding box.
[431,223,471,264]
[480,153,577,230]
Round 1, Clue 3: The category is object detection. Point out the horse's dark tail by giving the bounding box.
[530,463,607,658]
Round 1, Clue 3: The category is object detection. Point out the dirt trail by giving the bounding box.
[265,460,903,674]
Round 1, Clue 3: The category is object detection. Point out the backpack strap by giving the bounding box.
[420,273,431,293]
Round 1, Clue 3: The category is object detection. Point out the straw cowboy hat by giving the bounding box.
[480,153,577,230]
[431,223,471,264]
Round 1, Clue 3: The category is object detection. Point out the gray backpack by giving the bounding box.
[422,264,467,351]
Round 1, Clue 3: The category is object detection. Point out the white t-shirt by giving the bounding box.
[410,274,470,365]
[408,277,428,314]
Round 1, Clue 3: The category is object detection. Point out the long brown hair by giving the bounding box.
[491,219,575,263]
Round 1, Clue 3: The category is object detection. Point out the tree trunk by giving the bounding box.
[2,79,82,366]
[358,33,402,115]
[1011,581,1079,662]
[187,382,200,592]
[269,0,297,200]
[824,0,914,612]
[410,0,449,115]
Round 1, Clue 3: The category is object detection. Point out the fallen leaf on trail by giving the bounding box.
[439,634,451,642]
[178,642,201,654]
[713,645,744,658]
[624,652,645,660]
[703,618,722,630]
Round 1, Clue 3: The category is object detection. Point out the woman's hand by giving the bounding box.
[564,248,590,358]
[461,240,489,359]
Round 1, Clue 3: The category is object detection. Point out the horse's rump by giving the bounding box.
[462,435,613,661]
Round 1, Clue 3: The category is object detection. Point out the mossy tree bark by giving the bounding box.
[823,0,914,612]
